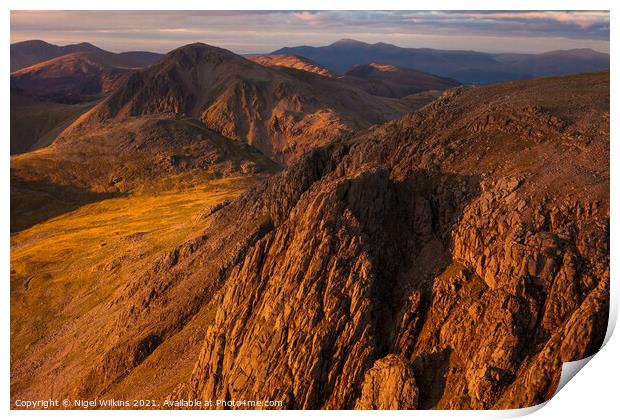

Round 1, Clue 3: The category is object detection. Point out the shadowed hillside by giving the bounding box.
[10,92,96,154]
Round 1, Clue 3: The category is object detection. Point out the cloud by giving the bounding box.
[292,11,327,25]
[10,10,610,54]
[454,11,609,29]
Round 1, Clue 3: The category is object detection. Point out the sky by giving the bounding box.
[10,10,610,55]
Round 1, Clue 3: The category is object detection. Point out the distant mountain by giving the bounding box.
[249,54,459,99]
[70,43,422,164]
[493,49,611,77]
[344,63,460,98]
[11,40,105,71]
[115,50,164,67]
[272,39,610,84]
[11,46,164,153]
[10,39,163,72]
[11,50,159,103]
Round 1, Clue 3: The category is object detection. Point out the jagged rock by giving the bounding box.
[355,355,419,409]
[172,72,608,410]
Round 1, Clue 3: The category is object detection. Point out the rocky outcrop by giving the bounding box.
[354,355,419,409]
[171,72,609,409]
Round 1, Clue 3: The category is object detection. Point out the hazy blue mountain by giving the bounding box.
[273,39,609,84]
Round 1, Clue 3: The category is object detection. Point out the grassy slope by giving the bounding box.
[10,177,253,397]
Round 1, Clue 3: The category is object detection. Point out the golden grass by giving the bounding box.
[10,176,252,368]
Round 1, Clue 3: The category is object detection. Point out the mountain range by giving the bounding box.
[10,42,162,154]
[10,37,610,411]
[273,39,610,84]
[10,39,162,72]
[249,54,461,98]
[10,38,610,156]
[66,43,426,164]
[11,42,435,230]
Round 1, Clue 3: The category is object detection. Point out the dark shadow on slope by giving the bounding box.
[11,177,123,233]
[340,169,481,345]
[339,168,482,407]
[412,348,451,409]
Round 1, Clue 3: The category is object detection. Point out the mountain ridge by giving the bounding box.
[344,63,461,98]
[11,39,163,71]
[249,53,338,78]
[169,71,609,409]
[272,39,609,84]
[66,42,426,164]
[10,50,161,103]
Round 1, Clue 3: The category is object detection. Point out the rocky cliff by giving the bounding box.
[11,72,609,409]
[169,72,608,409]
[163,72,606,407]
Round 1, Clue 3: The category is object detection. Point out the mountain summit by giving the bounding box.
[71,42,419,164]
[331,38,369,46]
